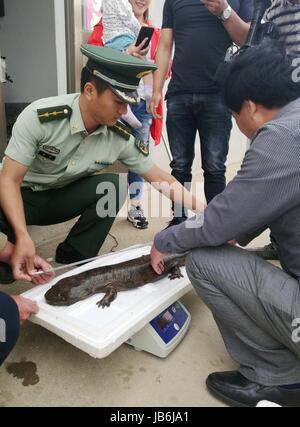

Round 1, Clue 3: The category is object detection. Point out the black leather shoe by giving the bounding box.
[0,262,15,284]
[206,370,300,407]
[55,242,87,265]
[247,242,279,260]
[165,216,187,229]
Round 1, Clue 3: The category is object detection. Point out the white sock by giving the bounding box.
[130,201,142,209]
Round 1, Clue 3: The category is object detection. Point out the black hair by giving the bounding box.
[80,66,109,94]
[144,9,149,21]
[222,40,300,113]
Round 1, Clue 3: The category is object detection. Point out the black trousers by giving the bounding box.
[0,292,19,366]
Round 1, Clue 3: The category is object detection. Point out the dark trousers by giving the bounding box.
[166,93,232,214]
[0,292,19,366]
[0,174,127,258]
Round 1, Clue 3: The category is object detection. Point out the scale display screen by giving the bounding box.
[157,310,173,330]
[150,302,188,344]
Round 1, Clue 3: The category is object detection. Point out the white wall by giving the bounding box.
[149,0,165,28]
[0,0,58,103]
[54,0,67,95]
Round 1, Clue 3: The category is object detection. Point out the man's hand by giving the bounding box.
[201,0,228,17]
[150,92,162,119]
[12,253,54,285]
[30,255,55,285]
[228,239,237,246]
[9,235,54,284]
[150,245,169,275]
[11,234,36,282]
[11,295,38,325]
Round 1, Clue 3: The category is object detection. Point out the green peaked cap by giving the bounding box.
[80,45,157,104]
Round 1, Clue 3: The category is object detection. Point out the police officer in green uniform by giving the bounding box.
[0,45,201,286]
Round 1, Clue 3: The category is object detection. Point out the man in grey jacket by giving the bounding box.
[251,0,300,260]
[150,41,300,407]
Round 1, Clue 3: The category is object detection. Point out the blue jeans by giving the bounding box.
[126,100,152,201]
[166,93,232,214]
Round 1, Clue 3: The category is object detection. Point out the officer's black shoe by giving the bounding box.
[55,242,87,265]
[0,262,15,285]
[206,370,300,407]
[247,242,279,260]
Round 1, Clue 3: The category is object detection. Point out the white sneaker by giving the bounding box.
[127,205,149,229]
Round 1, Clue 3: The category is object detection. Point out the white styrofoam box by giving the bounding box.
[22,244,192,358]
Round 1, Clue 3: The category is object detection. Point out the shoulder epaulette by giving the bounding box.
[109,121,132,141]
[37,105,72,123]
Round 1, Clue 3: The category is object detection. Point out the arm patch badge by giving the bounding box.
[135,138,149,156]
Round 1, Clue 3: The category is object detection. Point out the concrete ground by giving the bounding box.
[0,147,272,407]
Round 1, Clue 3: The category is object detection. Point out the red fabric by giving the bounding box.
[147,23,166,146]
[87,19,170,145]
[87,20,104,46]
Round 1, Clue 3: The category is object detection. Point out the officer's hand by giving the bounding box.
[150,245,168,275]
[11,295,38,325]
[150,92,162,119]
[11,235,36,282]
[30,255,55,286]
[126,38,150,58]
[201,0,228,17]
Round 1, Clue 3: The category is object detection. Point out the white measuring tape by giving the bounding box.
[31,254,106,276]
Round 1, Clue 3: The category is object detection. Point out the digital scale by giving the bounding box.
[127,300,191,358]
[22,245,193,359]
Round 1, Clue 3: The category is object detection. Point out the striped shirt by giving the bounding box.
[154,98,300,280]
[265,0,300,54]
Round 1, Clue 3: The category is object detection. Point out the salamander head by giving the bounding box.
[45,285,73,306]
[44,277,85,306]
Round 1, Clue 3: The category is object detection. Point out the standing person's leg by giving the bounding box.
[0,292,19,366]
[166,94,197,223]
[196,93,232,203]
[186,245,300,406]
[126,100,152,229]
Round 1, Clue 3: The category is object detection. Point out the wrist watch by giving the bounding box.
[220,5,232,22]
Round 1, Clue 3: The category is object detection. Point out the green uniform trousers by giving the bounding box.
[0,174,127,258]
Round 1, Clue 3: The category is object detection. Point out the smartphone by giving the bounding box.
[135,26,154,49]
